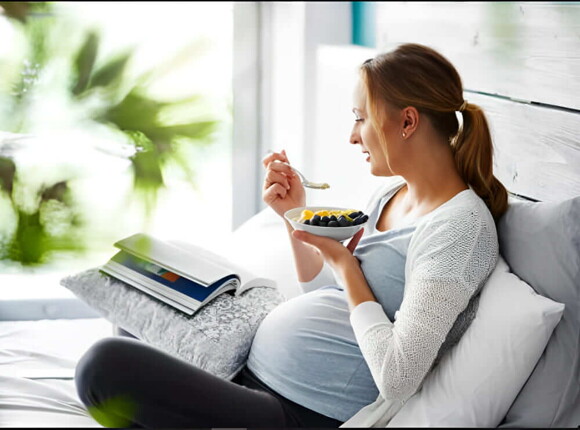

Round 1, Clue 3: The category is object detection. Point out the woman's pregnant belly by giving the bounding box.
[246,286,379,422]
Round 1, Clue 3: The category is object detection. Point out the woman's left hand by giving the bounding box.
[291,228,364,272]
[293,228,376,309]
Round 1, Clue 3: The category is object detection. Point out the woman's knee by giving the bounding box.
[75,337,137,405]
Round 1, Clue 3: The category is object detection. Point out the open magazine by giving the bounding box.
[100,233,277,315]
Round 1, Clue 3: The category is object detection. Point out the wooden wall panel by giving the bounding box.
[376,2,580,111]
[468,92,580,202]
[373,2,580,202]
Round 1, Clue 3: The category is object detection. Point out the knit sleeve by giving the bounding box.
[350,201,498,402]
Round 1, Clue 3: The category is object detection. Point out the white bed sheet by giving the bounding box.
[0,318,114,428]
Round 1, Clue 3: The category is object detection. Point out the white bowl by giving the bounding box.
[284,206,368,242]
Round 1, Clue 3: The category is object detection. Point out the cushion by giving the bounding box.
[61,268,283,381]
[497,196,580,428]
[388,256,565,427]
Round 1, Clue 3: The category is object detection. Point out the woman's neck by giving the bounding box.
[396,140,468,216]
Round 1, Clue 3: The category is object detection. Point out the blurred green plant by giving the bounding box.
[0,165,84,264]
[0,2,221,265]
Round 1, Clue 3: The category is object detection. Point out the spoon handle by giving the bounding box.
[267,152,330,189]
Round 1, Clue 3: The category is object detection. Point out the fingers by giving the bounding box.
[346,228,364,253]
[293,229,363,272]
[262,149,289,168]
[292,229,347,267]
[293,228,364,256]
[267,161,296,185]
[292,230,322,247]
[263,182,288,203]
[263,168,291,191]
[292,230,340,252]
[262,151,296,192]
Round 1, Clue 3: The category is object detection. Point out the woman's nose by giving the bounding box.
[349,126,361,145]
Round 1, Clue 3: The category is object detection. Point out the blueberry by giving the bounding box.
[318,221,328,227]
[329,215,338,222]
[328,220,339,227]
[303,219,310,225]
[321,216,330,223]
[312,215,321,222]
[353,214,369,225]
[337,215,350,227]
[348,211,361,219]
[310,217,320,226]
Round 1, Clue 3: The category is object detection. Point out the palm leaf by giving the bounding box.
[146,121,216,144]
[0,157,16,195]
[88,51,132,90]
[72,31,99,96]
[99,90,166,131]
[8,210,47,264]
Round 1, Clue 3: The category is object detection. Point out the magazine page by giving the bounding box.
[115,233,236,286]
[236,277,277,294]
[101,262,196,315]
[109,250,239,304]
[168,239,277,294]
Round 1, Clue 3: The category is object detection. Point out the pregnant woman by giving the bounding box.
[75,43,507,428]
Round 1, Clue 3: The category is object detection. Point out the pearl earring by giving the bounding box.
[402,132,407,138]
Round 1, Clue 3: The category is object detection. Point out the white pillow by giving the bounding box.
[388,256,565,427]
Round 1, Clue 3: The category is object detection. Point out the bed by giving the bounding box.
[1,190,578,428]
[1,3,579,427]
[0,318,112,427]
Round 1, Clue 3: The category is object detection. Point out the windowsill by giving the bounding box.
[1,271,78,301]
[0,249,112,302]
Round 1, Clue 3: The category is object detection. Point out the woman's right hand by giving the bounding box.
[262,149,306,218]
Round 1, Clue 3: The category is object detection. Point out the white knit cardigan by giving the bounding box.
[300,177,499,427]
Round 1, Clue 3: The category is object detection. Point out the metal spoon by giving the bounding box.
[278,161,330,190]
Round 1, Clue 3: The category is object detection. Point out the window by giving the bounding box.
[0,2,233,300]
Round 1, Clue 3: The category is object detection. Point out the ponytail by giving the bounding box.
[452,103,508,221]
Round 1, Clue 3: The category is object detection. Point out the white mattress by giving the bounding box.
[0,318,114,427]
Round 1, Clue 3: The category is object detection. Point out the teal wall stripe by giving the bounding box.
[352,2,376,47]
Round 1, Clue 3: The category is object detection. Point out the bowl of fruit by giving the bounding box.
[284,206,369,241]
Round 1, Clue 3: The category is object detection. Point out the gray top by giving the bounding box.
[247,187,420,421]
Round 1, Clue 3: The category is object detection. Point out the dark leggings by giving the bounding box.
[75,335,342,428]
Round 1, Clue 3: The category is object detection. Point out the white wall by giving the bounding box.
[232,2,262,230]
[308,44,385,212]
[232,2,355,228]
[259,4,385,214]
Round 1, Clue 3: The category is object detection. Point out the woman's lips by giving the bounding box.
[363,151,370,162]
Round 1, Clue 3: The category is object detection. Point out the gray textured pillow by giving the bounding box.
[61,268,283,380]
[498,196,580,428]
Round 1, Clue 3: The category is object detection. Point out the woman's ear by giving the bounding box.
[401,106,419,139]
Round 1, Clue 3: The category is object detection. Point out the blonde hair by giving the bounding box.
[360,43,508,221]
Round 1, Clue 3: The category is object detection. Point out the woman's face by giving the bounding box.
[350,80,394,176]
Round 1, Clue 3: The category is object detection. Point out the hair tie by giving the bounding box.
[459,100,468,112]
